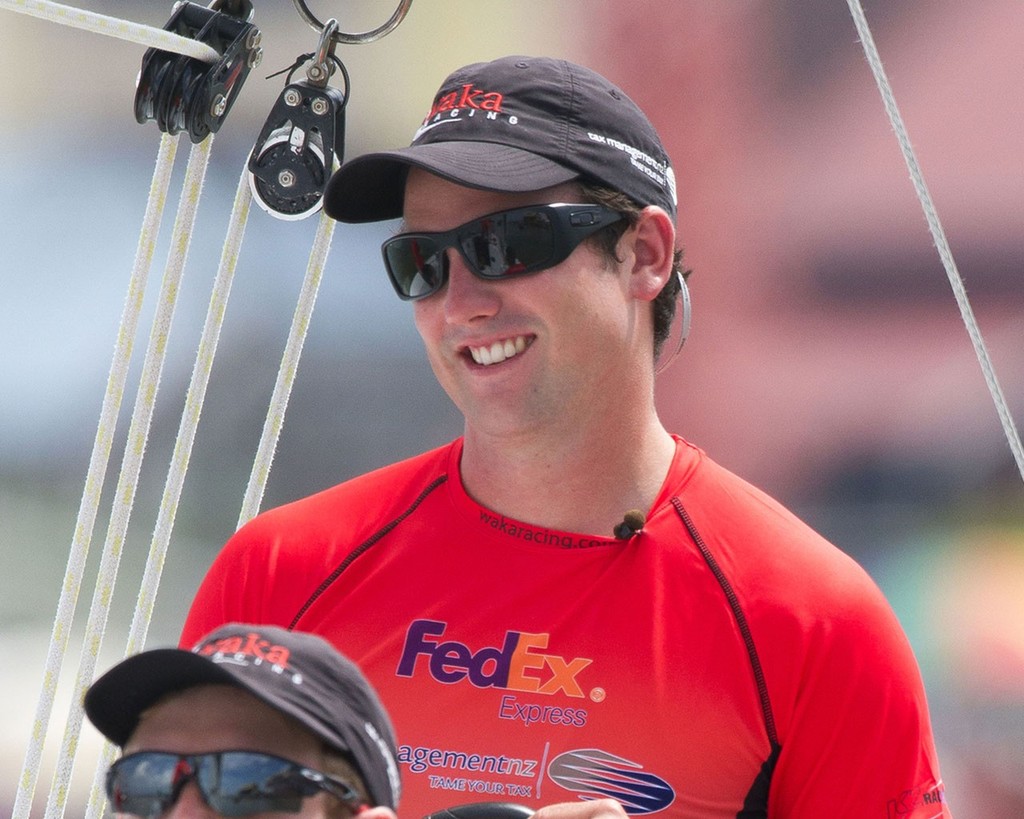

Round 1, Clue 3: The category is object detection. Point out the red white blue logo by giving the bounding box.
[548,749,675,815]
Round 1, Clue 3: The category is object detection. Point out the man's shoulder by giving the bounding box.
[678,447,816,537]
[240,440,457,539]
[678,447,878,598]
[679,448,912,676]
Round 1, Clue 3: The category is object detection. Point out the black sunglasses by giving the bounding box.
[106,750,364,817]
[381,202,625,301]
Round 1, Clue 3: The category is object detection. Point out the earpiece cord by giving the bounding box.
[655,270,691,376]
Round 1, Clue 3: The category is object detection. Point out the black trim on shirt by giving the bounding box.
[672,497,781,817]
[289,475,449,629]
[737,745,781,819]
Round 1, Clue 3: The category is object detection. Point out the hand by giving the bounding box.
[531,799,628,819]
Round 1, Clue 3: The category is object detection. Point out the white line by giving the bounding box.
[846,0,1024,486]
[0,0,220,62]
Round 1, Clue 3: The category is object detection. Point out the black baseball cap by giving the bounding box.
[324,54,676,223]
[84,623,401,810]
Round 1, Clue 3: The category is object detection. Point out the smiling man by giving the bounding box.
[182,55,951,818]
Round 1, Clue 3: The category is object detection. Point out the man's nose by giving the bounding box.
[441,249,501,324]
[161,781,217,818]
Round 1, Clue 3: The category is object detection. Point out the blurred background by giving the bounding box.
[1,0,1022,815]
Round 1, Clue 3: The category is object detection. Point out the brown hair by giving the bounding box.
[321,748,370,818]
[578,182,690,359]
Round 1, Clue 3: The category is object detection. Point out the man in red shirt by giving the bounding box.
[183,55,951,818]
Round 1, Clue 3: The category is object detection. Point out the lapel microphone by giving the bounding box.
[613,509,646,540]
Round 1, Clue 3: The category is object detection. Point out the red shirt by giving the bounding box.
[182,437,950,818]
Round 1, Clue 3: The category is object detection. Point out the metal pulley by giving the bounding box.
[135,0,262,143]
[247,1,414,220]
[246,20,348,220]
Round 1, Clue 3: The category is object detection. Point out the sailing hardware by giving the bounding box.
[247,19,349,220]
[292,0,413,45]
[134,0,262,143]
[245,1,415,220]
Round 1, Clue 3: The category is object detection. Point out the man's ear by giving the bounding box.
[625,206,675,302]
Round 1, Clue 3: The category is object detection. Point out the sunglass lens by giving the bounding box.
[107,754,176,816]
[201,752,312,815]
[385,237,446,299]
[460,209,556,278]
[506,208,558,269]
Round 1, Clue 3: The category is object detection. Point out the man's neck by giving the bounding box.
[459,414,676,538]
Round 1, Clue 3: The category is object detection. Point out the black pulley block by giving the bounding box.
[135,0,261,143]
[247,81,347,220]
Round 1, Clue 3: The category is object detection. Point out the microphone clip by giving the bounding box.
[613,509,646,540]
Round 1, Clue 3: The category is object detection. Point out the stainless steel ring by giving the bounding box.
[292,0,413,45]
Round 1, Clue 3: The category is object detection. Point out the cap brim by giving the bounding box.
[84,649,241,747]
[324,141,579,223]
[85,649,368,763]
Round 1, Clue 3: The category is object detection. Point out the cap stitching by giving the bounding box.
[558,60,578,169]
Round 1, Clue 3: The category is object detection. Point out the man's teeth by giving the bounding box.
[469,336,527,366]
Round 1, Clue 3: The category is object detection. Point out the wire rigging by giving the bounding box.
[846,0,1024,486]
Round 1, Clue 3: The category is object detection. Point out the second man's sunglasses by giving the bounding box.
[106,749,365,817]
[381,202,625,300]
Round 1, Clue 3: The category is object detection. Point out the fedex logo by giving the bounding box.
[396,619,592,698]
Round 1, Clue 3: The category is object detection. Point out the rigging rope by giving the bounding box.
[5,5,338,813]
[846,0,1024,485]
[42,135,213,819]
[1,0,401,815]
[0,0,220,62]
[80,161,255,819]
[238,201,338,528]
[11,132,178,819]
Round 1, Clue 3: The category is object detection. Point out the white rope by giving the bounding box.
[42,136,214,819]
[6,6,336,817]
[82,163,254,819]
[128,165,252,658]
[11,132,178,819]
[238,206,338,527]
[845,0,1024,485]
[0,0,220,62]
[77,173,335,817]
